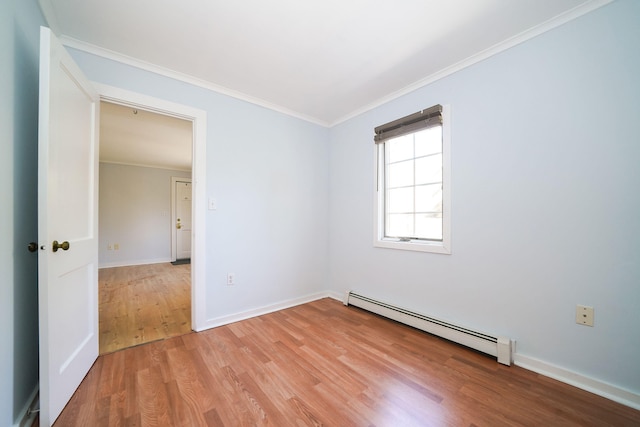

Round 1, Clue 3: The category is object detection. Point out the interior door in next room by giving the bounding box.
[175,181,192,260]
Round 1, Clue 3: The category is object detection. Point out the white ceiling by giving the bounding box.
[100,101,192,171]
[43,0,605,127]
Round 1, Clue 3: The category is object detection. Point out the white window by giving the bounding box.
[374,104,451,254]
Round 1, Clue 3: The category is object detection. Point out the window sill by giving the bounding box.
[374,238,451,254]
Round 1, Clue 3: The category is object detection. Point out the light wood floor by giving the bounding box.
[99,263,191,354]
[56,298,639,426]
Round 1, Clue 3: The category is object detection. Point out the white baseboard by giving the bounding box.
[196,291,342,332]
[325,289,343,301]
[98,257,172,269]
[514,353,640,411]
[14,386,38,427]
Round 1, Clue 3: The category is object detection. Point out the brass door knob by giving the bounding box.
[176,223,182,229]
[52,240,70,252]
[28,242,38,253]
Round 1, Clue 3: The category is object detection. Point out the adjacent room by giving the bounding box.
[98,101,194,353]
[2,0,639,426]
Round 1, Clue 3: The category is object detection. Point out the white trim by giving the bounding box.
[325,290,343,301]
[94,83,208,332]
[59,36,329,127]
[196,292,342,332]
[99,160,191,173]
[373,105,451,254]
[330,0,614,126]
[98,258,172,269]
[171,176,192,262]
[374,238,451,254]
[514,353,640,411]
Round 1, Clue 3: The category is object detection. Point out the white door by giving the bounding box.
[176,181,192,260]
[37,27,100,426]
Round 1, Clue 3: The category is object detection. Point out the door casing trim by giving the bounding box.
[94,83,207,331]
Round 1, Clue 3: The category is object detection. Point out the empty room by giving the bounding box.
[2,0,639,426]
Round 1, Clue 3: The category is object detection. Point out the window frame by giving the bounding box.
[374,104,451,254]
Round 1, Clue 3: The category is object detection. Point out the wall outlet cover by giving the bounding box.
[576,305,594,327]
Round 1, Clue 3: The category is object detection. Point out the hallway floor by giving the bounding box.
[98,262,191,354]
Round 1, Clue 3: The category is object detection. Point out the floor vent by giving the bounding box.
[344,291,512,365]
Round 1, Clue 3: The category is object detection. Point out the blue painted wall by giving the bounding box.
[67,47,332,321]
[329,0,640,394]
[0,0,45,425]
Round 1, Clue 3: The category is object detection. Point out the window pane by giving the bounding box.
[387,187,413,213]
[415,213,443,240]
[386,134,413,163]
[386,213,413,237]
[415,184,442,213]
[415,154,442,185]
[387,160,413,188]
[415,126,442,157]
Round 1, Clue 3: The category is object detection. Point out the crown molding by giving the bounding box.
[53,0,612,129]
[59,36,331,128]
[329,0,613,127]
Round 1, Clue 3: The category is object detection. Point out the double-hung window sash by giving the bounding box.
[375,104,444,242]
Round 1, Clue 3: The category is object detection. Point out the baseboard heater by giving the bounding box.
[343,291,512,366]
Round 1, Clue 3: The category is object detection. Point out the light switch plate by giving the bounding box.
[208,198,217,210]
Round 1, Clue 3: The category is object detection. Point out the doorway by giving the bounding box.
[172,177,193,263]
[96,84,206,353]
[99,101,192,353]
[96,83,207,337]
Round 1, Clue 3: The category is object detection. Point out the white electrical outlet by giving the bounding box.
[226,273,235,286]
[576,305,594,327]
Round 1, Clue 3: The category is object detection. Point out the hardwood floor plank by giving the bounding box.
[99,263,191,354]
[203,407,225,426]
[55,298,640,426]
[136,368,159,426]
[296,344,367,398]
[164,379,196,427]
[286,395,325,427]
[165,348,216,418]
